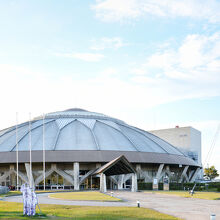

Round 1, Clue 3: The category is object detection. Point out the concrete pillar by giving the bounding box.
[142,171,151,182]
[156,164,164,180]
[136,164,141,171]
[136,164,141,179]
[25,163,34,188]
[9,165,15,170]
[100,173,107,193]
[96,163,101,168]
[153,164,164,190]
[73,162,79,190]
[165,165,172,177]
[117,174,124,190]
[190,168,200,183]
[179,166,189,183]
[11,173,16,186]
[51,163,57,170]
[9,165,16,186]
[131,173,137,192]
[0,171,10,183]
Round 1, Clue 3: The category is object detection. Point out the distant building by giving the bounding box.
[149,126,202,178]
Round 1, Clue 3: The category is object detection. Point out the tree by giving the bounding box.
[204,166,219,180]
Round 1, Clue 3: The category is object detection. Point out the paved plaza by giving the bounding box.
[4,191,220,220]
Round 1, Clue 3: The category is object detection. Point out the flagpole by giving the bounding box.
[16,112,19,191]
[29,113,32,188]
[43,113,46,191]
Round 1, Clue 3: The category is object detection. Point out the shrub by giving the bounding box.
[138,182,152,190]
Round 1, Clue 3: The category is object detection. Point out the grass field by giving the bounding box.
[0,201,180,220]
[146,191,220,200]
[0,191,21,197]
[0,190,72,198]
[49,191,121,201]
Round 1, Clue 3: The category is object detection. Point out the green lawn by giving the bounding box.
[49,191,121,201]
[145,191,220,200]
[0,201,181,220]
[0,191,21,197]
[0,190,72,198]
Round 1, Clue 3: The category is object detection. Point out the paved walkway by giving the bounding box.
[3,191,220,220]
[3,193,132,207]
[112,191,220,220]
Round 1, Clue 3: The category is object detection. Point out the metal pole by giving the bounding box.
[16,112,19,191]
[43,114,46,191]
[29,113,32,188]
[90,176,92,190]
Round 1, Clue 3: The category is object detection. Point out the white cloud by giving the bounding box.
[92,0,220,23]
[99,67,118,76]
[92,0,142,22]
[133,32,220,84]
[91,37,126,50]
[56,52,104,62]
[0,64,168,131]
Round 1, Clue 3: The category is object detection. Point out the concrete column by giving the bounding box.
[96,163,101,168]
[9,165,16,186]
[136,164,141,179]
[142,171,151,182]
[73,162,79,190]
[156,164,164,180]
[131,173,137,192]
[100,173,107,193]
[190,168,200,183]
[117,174,124,190]
[51,163,57,170]
[153,164,164,190]
[25,163,34,188]
[0,171,10,183]
[179,166,189,183]
[11,173,16,186]
[136,164,141,171]
[9,165,15,170]
[165,165,172,177]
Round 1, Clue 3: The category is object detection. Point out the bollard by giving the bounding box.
[210,214,216,220]
[110,192,113,197]
[137,201,140,208]
[190,190,194,196]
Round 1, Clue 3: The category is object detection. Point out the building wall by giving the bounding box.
[149,127,201,166]
[0,161,199,187]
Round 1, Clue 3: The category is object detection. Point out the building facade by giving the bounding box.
[149,126,202,179]
[0,109,200,191]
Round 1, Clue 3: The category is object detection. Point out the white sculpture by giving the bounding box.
[20,183,38,216]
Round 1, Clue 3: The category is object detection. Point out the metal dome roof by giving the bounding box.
[0,109,185,156]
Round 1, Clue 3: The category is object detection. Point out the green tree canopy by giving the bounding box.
[204,166,219,180]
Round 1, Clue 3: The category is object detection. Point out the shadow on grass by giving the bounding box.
[0,211,49,219]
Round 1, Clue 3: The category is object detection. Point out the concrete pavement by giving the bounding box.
[111,191,220,220]
[3,191,220,220]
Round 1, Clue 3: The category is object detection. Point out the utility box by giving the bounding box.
[163,177,169,191]
[153,178,158,190]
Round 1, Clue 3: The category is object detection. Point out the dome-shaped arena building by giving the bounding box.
[0,109,200,191]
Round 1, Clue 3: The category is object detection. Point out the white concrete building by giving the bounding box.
[0,110,200,190]
[149,126,202,178]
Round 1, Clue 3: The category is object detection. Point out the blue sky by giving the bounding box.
[0,0,220,174]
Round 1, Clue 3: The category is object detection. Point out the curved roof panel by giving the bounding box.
[0,109,185,158]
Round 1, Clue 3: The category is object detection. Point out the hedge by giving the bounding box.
[138,182,220,191]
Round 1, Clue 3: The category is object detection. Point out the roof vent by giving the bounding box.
[65,108,88,112]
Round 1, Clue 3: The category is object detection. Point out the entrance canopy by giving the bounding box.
[93,155,136,176]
